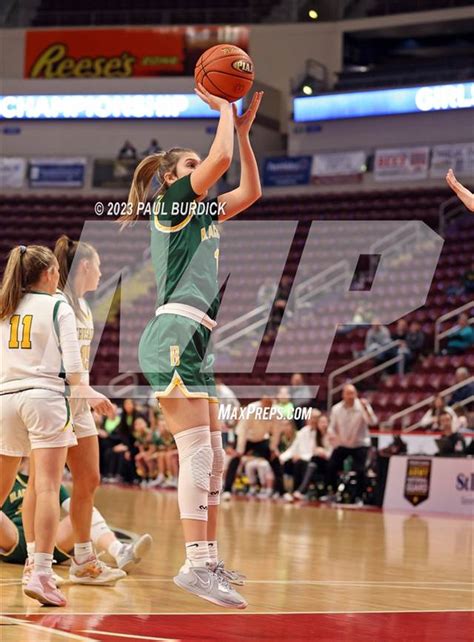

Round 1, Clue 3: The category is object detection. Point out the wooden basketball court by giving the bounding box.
[1,484,472,641]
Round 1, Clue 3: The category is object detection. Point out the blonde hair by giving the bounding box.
[0,245,55,319]
[121,147,195,228]
[54,235,97,322]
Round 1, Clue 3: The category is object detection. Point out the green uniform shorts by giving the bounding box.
[139,313,218,402]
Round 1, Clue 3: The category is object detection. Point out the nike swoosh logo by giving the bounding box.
[193,572,212,590]
[186,543,199,548]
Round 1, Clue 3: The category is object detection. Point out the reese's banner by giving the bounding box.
[24,27,249,78]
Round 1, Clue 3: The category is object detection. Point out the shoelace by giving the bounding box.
[214,561,244,583]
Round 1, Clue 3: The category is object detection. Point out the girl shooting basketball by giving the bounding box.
[122,83,263,608]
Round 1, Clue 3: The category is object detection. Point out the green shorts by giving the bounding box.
[0,522,70,565]
[139,313,218,402]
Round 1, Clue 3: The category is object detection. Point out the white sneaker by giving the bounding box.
[283,493,294,503]
[147,475,165,488]
[222,491,232,502]
[213,560,246,586]
[293,491,305,501]
[69,555,126,585]
[257,488,273,499]
[115,534,153,573]
[173,563,247,609]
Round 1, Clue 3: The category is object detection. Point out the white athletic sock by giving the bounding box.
[26,541,35,560]
[185,540,211,568]
[108,539,123,560]
[33,552,53,575]
[74,541,94,564]
[208,540,218,565]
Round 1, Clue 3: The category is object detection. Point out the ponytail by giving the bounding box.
[0,245,55,319]
[54,235,97,322]
[121,147,195,228]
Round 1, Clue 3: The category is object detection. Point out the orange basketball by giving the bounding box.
[194,44,254,103]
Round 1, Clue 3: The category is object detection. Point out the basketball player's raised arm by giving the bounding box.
[446,169,474,212]
[191,83,234,196]
[217,92,264,222]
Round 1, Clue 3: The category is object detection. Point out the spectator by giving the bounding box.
[392,319,408,342]
[294,414,332,500]
[362,319,393,364]
[449,367,474,406]
[325,384,377,502]
[118,140,137,160]
[405,321,426,362]
[275,386,295,421]
[147,417,179,488]
[103,399,141,483]
[222,396,285,500]
[243,457,274,498]
[133,417,152,482]
[448,262,474,298]
[290,373,313,429]
[435,412,467,456]
[280,411,331,501]
[419,395,458,431]
[462,262,474,294]
[142,138,162,156]
[444,313,474,355]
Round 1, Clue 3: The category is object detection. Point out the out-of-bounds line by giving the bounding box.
[0,615,96,641]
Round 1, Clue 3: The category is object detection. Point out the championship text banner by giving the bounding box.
[24,27,250,78]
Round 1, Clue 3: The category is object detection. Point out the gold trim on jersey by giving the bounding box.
[15,475,27,488]
[154,371,210,400]
[153,211,193,233]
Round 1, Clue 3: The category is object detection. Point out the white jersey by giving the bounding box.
[0,291,83,395]
[55,291,93,385]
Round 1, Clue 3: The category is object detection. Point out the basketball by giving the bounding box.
[194,44,254,102]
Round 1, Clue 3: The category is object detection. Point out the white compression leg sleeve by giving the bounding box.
[209,431,225,506]
[62,498,113,543]
[174,426,212,521]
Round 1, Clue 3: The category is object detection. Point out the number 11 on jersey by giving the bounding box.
[8,315,33,349]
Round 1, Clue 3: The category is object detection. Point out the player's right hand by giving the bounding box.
[194,83,230,112]
[88,391,115,417]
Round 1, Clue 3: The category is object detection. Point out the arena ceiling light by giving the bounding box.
[0,94,243,120]
[293,81,474,122]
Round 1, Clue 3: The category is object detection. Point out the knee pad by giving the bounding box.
[175,426,212,521]
[209,432,225,505]
[190,445,213,493]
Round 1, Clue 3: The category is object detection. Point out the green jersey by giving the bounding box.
[1,473,70,525]
[151,174,221,319]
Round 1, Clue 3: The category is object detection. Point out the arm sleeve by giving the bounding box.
[55,303,83,376]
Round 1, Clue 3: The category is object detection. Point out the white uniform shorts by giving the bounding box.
[0,389,77,457]
[68,397,98,440]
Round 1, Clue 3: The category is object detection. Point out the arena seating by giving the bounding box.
[1,187,472,423]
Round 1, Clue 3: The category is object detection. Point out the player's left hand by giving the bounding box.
[232,91,264,136]
[446,168,474,212]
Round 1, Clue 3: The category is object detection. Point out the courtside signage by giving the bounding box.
[0,94,243,120]
[294,82,474,122]
[384,455,474,516]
